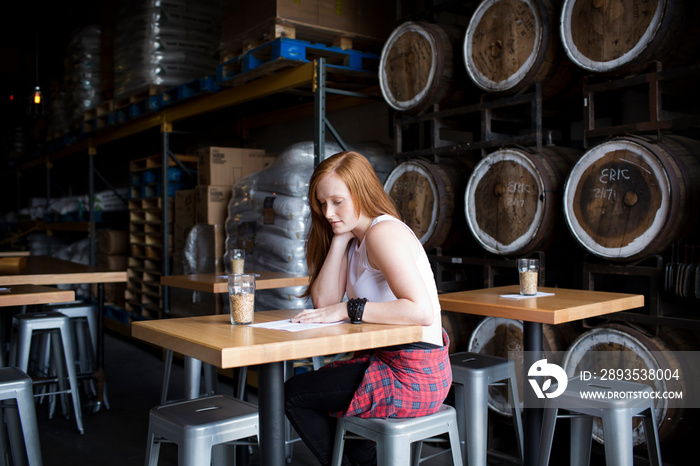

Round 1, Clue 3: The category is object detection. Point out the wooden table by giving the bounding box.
[132,309,423,466]
[439,285,644,466]
[0,256,127,410]
[0,284,75,307]
[160,271,308,294]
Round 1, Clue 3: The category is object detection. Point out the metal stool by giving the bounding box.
[0,367,43,466]
[9,312,84,435]
[449,352,524,466]
[330,404,463,466]
[41,302,108,409]
[145,395,259,466]
[537,377,662,466]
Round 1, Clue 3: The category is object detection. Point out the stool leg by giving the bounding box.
[50,332,70,419]
[160,350,173,405]
[508,372,524,461]
[411,441,422,466]
[16,386,43,466]
[447,417,464,466]
[463,378,489,466]
[144,424,160,466]
[570,416,593,466]
[330,420,347,466]
[453,384,467,460]
[378,433,409,466]
[181,435,213,466]
[58,324,84,435]
[4,401,28,466]
[642,408,662,466]
[601,409,634,466]
[536,407,558,466]
[204,363,217,396]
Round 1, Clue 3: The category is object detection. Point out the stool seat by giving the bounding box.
[0,367,43,466]
[330,404,463,466]
[537,377,662,466]
[449,351,524,466]
[145,395,259,466]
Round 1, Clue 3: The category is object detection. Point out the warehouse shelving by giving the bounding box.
[11,57,381,319]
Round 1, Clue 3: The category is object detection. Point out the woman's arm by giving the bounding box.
[359,220,434,325]
[308,231,353,308]
[293,221,434,325]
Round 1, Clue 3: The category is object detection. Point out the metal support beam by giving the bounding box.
[161,119,172,316]
[88,145,97,266]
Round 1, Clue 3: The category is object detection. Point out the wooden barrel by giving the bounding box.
[441,311,476,354]
[464,145,581,256]
[379,21,469,113]
[560,0,700,74]
[468,317,577,417]
[562,323,695,445]
[563,134,700,261]
[384,158,475,252]
[464,0,576,97]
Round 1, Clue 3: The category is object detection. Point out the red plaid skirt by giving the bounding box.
[326,329,452,419]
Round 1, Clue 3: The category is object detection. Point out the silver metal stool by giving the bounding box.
[9,312,84,435]
[0,367,43,466]
[145,394,259,466]
[330,404,463,466]
[449,352,524,466]
[41,302,108,409]
[537,377,662,466]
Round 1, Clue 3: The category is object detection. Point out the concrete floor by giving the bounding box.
[28,329,692,466]
[32,330,464,466]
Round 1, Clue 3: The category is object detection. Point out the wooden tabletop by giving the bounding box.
[160,272,309,293]
[0,251,30,257]
[0,284,75,307]
[439,285,644,325]
[0,256,127,286]
[131,309,423,369]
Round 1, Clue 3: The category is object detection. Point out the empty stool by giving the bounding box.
[9,312,84,435]
[449,351,524,466]
[0,367,43,466]
[145,395,259,466]
[330,404,463,466]
[41,302,107,409]
[537,377,662,466]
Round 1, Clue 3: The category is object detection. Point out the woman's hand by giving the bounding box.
[291,302,347,323]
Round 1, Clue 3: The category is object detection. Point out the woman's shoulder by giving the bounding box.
[366,215,414,245]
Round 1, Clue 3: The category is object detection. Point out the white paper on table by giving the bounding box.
[248,319,344,332]
[500,292,555,300]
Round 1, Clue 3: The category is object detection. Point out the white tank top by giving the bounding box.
[346,215,443,346]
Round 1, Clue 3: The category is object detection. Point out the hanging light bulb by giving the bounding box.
[33,86,42,105]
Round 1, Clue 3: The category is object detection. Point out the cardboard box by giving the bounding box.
[220,0,394,56]
[196,147,267,187]
[175,189,196,223]
[196,185,232,225]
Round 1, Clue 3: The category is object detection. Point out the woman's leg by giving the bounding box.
[285,362,375,465]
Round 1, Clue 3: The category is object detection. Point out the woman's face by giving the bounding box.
[315,172,360,234]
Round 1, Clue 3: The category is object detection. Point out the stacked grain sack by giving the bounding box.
[114,0,220,101]
[225,142,394,311]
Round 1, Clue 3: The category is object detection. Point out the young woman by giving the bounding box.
[284,151,451,465]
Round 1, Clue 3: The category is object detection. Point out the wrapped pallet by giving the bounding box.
[114,0,220,101]
[224,141,394,311]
